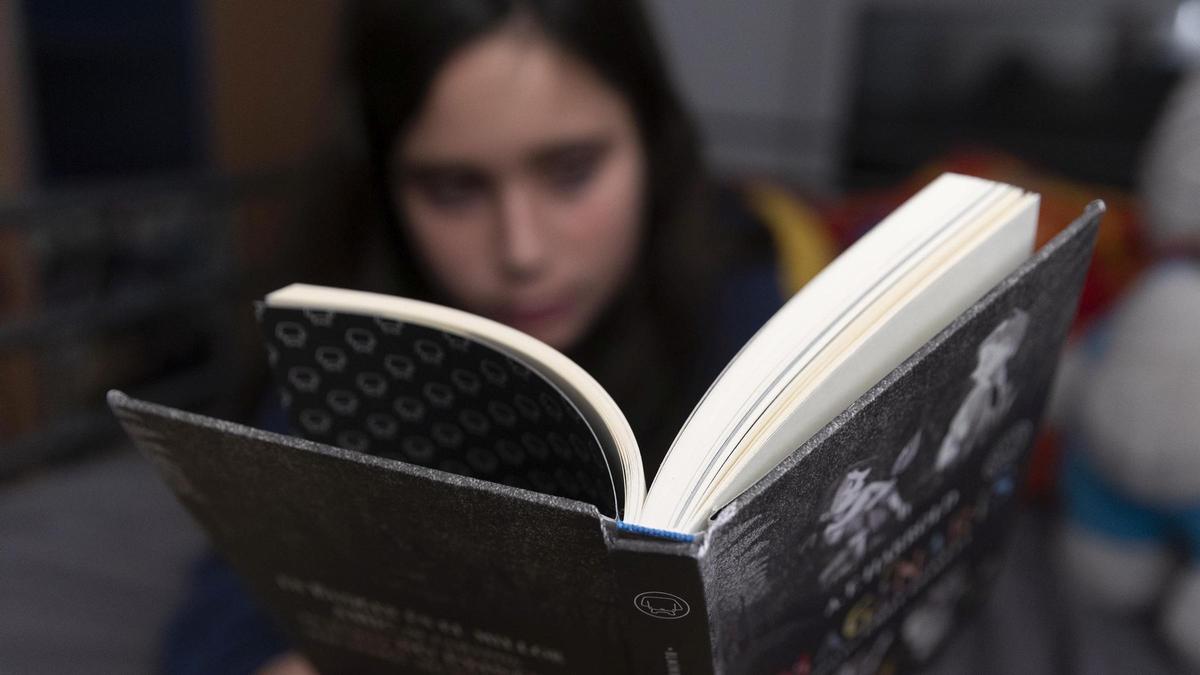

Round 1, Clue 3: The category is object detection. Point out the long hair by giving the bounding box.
[349,0,722,472]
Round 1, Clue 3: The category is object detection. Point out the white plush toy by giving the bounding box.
[1054,70,1200,668]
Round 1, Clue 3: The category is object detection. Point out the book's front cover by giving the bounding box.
[110,394,626,675]
[701,205,1101,675]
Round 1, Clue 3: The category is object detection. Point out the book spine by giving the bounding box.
[608,527,715,675]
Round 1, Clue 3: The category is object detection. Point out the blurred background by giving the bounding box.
[1,0,1197,673]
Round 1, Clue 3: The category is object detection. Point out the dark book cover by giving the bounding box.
[110,203,1100,675]
[110,392,628,674]
[698,202,1101,675]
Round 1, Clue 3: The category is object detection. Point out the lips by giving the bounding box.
[496,296,576,331]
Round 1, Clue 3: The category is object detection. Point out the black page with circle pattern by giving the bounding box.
[257,305,618,517]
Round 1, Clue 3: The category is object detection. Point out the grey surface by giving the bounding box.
[0,447,205,675]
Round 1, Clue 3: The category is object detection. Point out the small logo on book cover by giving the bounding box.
[634,591,690,619]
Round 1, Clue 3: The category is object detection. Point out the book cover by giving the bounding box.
[111,393,626,674]
[110,202,1100,674]
[699,202,1101,674]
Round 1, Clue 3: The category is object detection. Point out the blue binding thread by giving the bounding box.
[616,521,695,543]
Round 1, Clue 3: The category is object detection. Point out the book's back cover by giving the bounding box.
[110,393,625,674]
[701,204,1101,675]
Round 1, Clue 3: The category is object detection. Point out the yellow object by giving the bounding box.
[744,183,837,295]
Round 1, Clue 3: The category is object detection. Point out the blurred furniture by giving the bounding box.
[844,1,1183,189]
[0,172,322,479]
[647,0,1184,192]
[0,2,365,674]
[0,178,230,477]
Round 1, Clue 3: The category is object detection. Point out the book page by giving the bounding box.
[641,174,1016,530]
[265,285,646,519]
[683,194,1038,531]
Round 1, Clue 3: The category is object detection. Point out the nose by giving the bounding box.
[496,185,548,279]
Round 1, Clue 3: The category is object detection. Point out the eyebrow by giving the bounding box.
[398,133,614,177]
[396,161,486,184]
[527,136,613,170]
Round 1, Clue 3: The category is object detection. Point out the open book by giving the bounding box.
[259,173,1038,533]
[111,173,1100,674]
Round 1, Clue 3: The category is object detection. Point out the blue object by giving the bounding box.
[615,520,696,542]
[161,553,290,675]
[1063,442,1200,558]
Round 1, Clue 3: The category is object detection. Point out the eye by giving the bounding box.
[406,168,488,209]
[541,144,606,194]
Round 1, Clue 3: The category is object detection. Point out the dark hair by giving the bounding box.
[350,0,722,471]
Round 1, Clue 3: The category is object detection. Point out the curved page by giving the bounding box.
[682,193,1038,531]
[265,285,644,519]
[641,174,1008,529]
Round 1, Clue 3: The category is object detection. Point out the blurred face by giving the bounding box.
[393,23,647,351]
